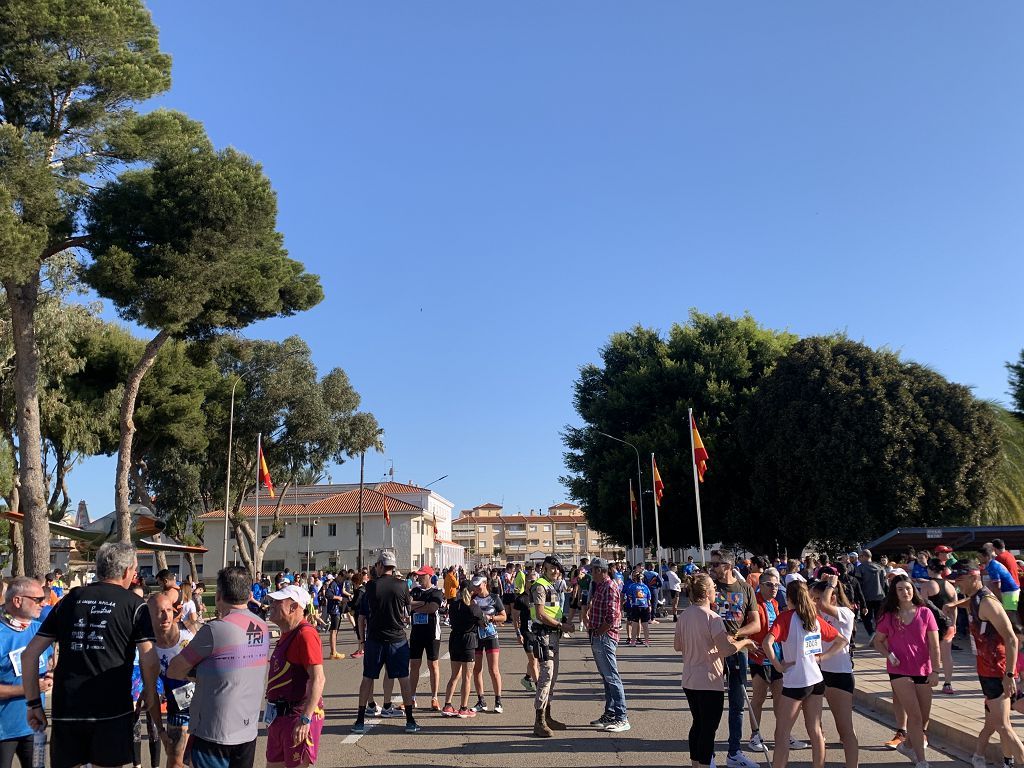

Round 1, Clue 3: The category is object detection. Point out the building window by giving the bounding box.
[478,525,487,533]
[263,560,285,573]
[301,524,312,537]
[328,523,337,537]
[479,540,487,549]
[543,525,550,532]
[529,525,537,532]
[261,525,270,538]
[229,528,236,539]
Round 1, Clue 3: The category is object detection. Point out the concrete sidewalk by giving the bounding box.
[852,635,1023,764]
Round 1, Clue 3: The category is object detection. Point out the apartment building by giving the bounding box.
[452,502,622,567]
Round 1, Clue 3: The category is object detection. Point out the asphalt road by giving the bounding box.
[212,618,974,768]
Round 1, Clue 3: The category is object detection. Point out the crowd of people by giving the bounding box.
[4,539,1024,768]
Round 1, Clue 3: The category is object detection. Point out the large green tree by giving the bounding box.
[85,146,323,541]
[0,0,211,573]
[562,311,796,553]
[1008,351,1024,416]
[741,336,1001,554]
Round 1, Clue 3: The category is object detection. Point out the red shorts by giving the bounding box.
[265,708,324,768]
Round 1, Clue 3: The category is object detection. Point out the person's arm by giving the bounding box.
[21,634,54,731]
[490,600,507,625]
[927,628,941,686]
[735,588,761,639]
[762,634,790,673]
[817,579,841,619]
[139,641,164,736]
[817,619,847,662]
[979,595,1019,698]
[168,623,212,680]
[872,627,891,660]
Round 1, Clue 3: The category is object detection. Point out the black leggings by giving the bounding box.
[0,736,32,768]
[684,688,725,765]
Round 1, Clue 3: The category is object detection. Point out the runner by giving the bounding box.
[166,566,269,768]
[512,569,539,692]
[348,572,366,657]
[626,566,652,647]
[810,574,859,768]
[324,574,346,660]
[919,558,958,695]
[264,585,326,768]
[664,563,682,621]
[710,549,761,768]
[0,577,54,768]
[585,558,629,732]
[980,543,1021,613]
[351,551,420,735]
[676,574,756,768]
[530,556,573,738]
[470,574,506,714]
[147,591,194,768]
[872,573,940,768]
[764,579,846,768]
[409,566,444,712]
[442,580,487,718]
[949,560,1024,768]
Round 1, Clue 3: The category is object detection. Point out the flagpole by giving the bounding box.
[255,432,261,568]
[650,453,662,566]
[628,479,636,565]
[689,408,707,566]
[595,432,645,566]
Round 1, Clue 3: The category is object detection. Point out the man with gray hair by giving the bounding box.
[23,542,160,768]
[0,577,54,768]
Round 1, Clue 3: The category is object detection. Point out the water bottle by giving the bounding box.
[31,728,46,768]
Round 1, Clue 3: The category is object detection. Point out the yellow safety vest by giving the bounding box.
[529,576,563,625]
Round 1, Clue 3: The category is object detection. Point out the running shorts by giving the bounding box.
[750,663,783,683]
[629,606,651,623]
[266,711,323,768]
[449,633,477,663]
[980,675,1007,700]
[1003,591,1020,612]
[781,680,825,700]
[52,715,134,768]
[888,673,929,684]
[821,671,855,694]
[188,735,258,768]
[328,613,342,631]
[362,638,410,680]
[475,636,500,655]
[410,633,441,662]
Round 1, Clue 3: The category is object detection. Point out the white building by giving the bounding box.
[198,482,463,574]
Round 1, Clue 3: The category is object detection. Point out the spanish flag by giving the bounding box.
[629,479,638,519]
[691,414,709,482]
[258,443,275,497]
[652,457,665,505]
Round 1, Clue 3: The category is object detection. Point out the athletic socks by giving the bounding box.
[356,705,366,724]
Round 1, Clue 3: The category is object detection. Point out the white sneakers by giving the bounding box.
[726,752,760,768]
[971,756,987,768]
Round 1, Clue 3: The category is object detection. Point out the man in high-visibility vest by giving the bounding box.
[529,556,572,737]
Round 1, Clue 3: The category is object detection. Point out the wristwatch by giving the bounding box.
[1006,673,1015,679]
[300,714,312,725]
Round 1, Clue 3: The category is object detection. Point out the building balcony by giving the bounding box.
[503,529,527,537]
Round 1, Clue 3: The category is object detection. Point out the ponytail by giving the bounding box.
[787,581,817,632]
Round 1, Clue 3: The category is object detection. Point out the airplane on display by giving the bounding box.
[1,504,207,555]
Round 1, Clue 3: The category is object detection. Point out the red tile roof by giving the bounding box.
[375,481,428,494]
[200,488,420,519]
[474,503,503,510]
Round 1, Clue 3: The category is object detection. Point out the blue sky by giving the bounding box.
[71,2,1024,521]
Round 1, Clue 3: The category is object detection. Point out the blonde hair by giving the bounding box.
[457,584,473,606]
[690,574,714,603]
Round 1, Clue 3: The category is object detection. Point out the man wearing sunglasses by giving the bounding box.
[0,577,54,768]
[710,550,761,768]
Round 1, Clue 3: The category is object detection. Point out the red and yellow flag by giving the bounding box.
[691,414,709,483]
[652,457,665,505]
[258,443,275,497]
[629,479,638,519]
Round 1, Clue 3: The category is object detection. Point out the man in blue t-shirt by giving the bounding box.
[249,579,267,617]
[0,577,55,767]
[980,543,1021,611]
[626,567,653,646]
[683,557,698,576]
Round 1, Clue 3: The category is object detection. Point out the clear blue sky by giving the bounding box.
[71,2,1024,522]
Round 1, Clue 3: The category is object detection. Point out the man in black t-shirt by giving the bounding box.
[23,542,159,768]
[353,551,419,733]
[409,566,444,711]
[513,569,539,692]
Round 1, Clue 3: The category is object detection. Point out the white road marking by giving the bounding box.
[341,717,381,744]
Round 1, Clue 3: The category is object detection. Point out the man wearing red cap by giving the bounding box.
[409,566,444,711]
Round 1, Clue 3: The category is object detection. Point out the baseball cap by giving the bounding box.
[784,573,806,585]
[268,585,310,608]
[471,574,487,587]
[543,555,563,571]
[934,545,953,554]
[888,568,910,579]
[377,550,397,568]
[590,557,610,570]
[415,565,435,577]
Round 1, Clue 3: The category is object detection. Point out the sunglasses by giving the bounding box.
[22,595,46,604]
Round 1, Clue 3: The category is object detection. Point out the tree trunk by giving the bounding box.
[5,276,50,576]
[10,522,25,577]
[184,552,198,583]
[115,330,170,542]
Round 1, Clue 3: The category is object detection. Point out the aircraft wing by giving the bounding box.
[138,537,208,554]
[0,510,108,545]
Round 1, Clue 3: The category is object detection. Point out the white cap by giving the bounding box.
[267,584,309,608]
[784,573,806,585]
[888,568,910,579]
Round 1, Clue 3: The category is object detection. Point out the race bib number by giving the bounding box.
[803,632,822,656]
[263,702,277,725]
[412,613,429,625]
[478,623,498,640]
[171,681,195,711]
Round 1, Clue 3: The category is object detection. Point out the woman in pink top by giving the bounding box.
[872,574,940,768]
[674,574,755,768]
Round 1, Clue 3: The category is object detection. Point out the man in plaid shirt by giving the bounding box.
[585,557,629,732]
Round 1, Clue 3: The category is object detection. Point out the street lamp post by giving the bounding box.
[222,373,247,569]
[596,431,645,565]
